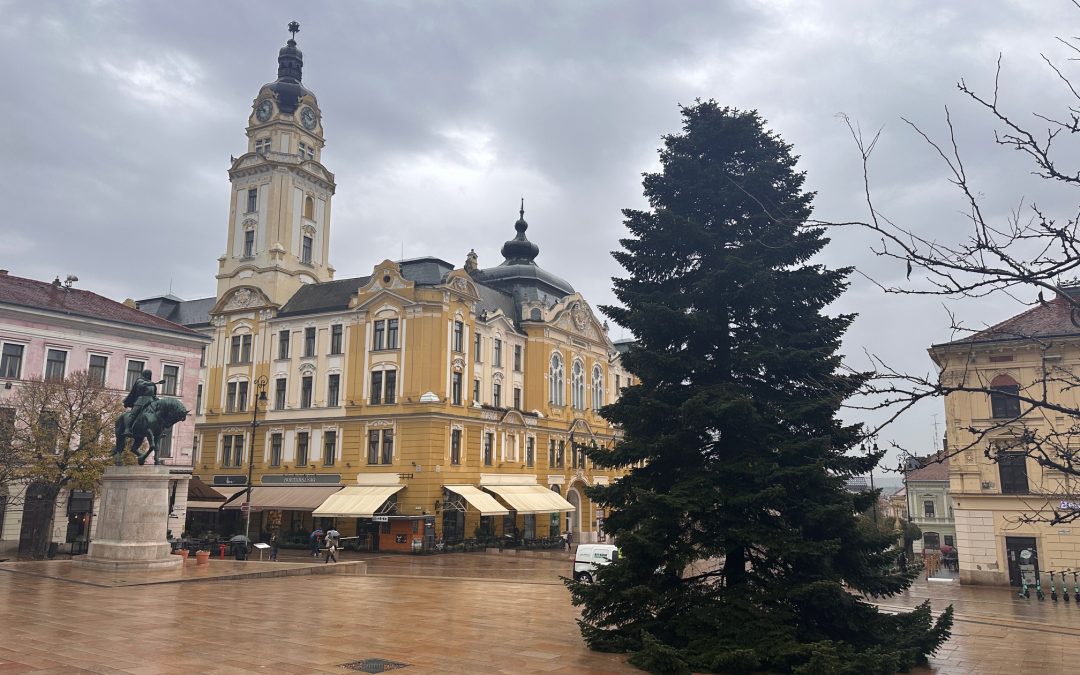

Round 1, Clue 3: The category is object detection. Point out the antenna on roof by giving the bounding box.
[400,242,404,262]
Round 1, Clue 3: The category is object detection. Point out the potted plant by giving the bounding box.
[195,549,211,565]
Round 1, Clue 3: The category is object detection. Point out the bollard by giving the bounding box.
[219,543,227,559]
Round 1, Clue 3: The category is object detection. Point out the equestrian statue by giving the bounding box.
[113,369,189,466]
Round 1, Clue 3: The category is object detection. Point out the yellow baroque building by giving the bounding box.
[139,28,631,552]
[930,291,1080,585]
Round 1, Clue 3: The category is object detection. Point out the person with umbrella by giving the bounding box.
[324,528,340,563]
[230,534,250,561]
[310,528,323,558]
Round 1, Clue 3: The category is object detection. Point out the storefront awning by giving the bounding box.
[222,486,342,511]
[483,484,576,514]
[312,485,405,518]
[444,485,510,516]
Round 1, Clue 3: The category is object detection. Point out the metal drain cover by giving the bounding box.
[340,659,410,672]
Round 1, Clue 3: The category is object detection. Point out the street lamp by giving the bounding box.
[244,375,269,541]
[861,441,879,523]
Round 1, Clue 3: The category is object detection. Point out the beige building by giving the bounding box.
[931,292,1080,585]
[139,28,632,551]
[905,453,953,556]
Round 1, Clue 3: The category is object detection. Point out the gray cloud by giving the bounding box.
[5,0,1080,471]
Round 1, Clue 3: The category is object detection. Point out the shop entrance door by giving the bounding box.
[1006,536,1038,586]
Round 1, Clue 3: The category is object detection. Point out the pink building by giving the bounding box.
[0,271,208,556]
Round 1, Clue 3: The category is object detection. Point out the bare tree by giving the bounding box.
[9,371,122,559]
[829,12,1080,525]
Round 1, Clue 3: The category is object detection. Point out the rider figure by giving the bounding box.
[122,369,160,438]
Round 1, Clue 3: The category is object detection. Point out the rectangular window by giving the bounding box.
[615,374,621,393]
[125,360,144,389]
[255,137,270,154]
[200,346,206,367]
[387,319,399,349]
[368,430,380,465]
[991,385,1022,419]
[297,432,309,467]
[382,429,394,465]
[484,433,494,466]
[230,336,241,364]
[999,452,1029,494]
[302,235,313,264]
[278,330,290,359]
[373,320,385,350]
[526,437,534,468]
[233,435,245,468]
[923,500,935,518]
[451,429,462,465]
[513,345,522,372]
[451,372,462,405]
[298,142,315,161]
[323,430,337,466]
[300,376,313,408]
[237,380,249,413]
[157,428,173,459]
[243,229,254,257]
[270,433,283,467]
[43,349,66,381]
[474,334,482,362]
[494,339,502,367]
[330,324,343,354]
[549,439,556,467]
[246,187,258,213]
[161,365,179,396]
[195,384,203,415]
[452,321,464,353]
[493,383,501,408]
[240,335,252,363]
[226,381,237,413]
[304,327,316,357]
[327,374,340,407]
[222,435,233,466]
[557,440,565,468]
[370,371,383,405]
[473,378,480,403]
[274,378,286,410]
[384,370,396,405]
[0,344,22,379]
[88,355,108,387]
[513,387,521,410]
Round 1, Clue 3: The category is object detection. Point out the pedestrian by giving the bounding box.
[324,529,339,563]
[310,528,323,557]
[566,529,573,550]
[233,539,247,561]
[898,551,908,573]
[269,534,279,562]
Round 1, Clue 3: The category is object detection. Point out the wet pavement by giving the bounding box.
[0,550,1077,673]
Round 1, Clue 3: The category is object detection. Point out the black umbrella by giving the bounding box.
[229,534,251,543]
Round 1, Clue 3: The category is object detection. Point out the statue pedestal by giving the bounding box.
[74,465,188,572]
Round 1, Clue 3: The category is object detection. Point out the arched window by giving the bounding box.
[303,196,315,220]
[990,374,1021,419]
[550,352,564,406]
[571,359,585,409]
[592,365,604,410]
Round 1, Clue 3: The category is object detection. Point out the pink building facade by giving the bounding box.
[0,272,208,556]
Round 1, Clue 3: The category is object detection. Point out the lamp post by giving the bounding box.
[861,441,879,524]
[244,375,269,542]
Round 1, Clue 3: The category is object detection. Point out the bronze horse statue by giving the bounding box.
[113,397,189,466]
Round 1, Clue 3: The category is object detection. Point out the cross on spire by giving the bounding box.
[288,21,300,41]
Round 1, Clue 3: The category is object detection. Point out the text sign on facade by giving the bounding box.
[261,474,342,485]
[372,515,389,522]
[213,475,248,486]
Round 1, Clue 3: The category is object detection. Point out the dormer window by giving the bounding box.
[255,138,271,155]
[299,142,315,161]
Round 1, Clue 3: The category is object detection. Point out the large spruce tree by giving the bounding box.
[571,101,952,674]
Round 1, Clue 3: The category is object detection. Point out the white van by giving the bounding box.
[573,543,619,582]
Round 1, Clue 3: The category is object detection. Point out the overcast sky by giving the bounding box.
[5,1,1080,477]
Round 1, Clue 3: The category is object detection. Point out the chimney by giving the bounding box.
[0,269,8,276]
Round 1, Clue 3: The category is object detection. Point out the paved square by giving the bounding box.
[2,552,1078,673]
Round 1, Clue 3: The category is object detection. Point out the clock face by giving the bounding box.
[255,100,273,122]
[300,106,317,130]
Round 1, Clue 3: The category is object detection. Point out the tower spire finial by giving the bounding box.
[519,197,525,220]
[288,21,300,42]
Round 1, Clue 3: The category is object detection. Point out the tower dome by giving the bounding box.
[472,201,574,301]
[262,21,316,114]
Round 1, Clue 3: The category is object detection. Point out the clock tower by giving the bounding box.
[217,22,336,306]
